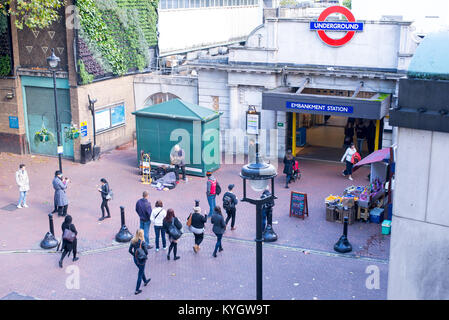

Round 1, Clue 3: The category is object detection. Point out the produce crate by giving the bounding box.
[335,206,344,223]
[326,206,336,222]
[382,220,392,235]
[369,207,384,224]
[336,207,355,224]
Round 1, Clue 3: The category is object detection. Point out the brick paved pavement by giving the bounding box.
[0,145,389,299]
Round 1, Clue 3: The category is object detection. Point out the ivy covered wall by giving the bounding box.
[76,0,158,84]
[0,12,12,77]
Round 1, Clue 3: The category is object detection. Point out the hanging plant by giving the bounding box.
[34,125,55,144]
[64,123,81,141]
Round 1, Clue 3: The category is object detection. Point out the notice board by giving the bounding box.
[289,191,309,219]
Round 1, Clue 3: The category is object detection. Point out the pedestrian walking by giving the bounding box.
[223,184,238,230]
[98,178,111,221]
[188,200,207,253]
[170,144,186,183]
[261,187,275,233]
[163,209,182,261]
[206,171,221,217]
[15,164,30,209]
[150,200,167,252]
[129,229,151,295]
[52,171,69,217]
[59,215,78,268]
[341,143,361,181]
[211,206,226,258]
[135,191,153,249]
[283,150,294,188]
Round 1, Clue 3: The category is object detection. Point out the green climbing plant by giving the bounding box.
[0,0,63,30]
[78,60,94,84]
[0,54,11,76]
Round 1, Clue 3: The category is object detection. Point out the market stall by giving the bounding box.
[325,148,394,234]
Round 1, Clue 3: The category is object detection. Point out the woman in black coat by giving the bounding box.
[129,229,150,295]
[211,206,226,258]
[283,150,294,189]
[189,203,207,253]
[163,208,182,261]
[98,178,111,221]
[59,215,78,268]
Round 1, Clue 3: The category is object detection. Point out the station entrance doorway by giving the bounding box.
[286,113,384,162]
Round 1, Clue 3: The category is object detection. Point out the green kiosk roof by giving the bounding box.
[133,99,221,122]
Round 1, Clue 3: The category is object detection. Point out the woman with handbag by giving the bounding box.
[98,178,111,221]
[188,202,207,253]
[211,206,226,258]
[150,200,167,252]
[59,215,78,268]
[129,229,151,295]
[162,209,182,261]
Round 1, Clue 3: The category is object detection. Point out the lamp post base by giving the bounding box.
[263,225,278,242]
[334,235,352,253]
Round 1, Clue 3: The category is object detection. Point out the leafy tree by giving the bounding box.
[279,0,298,6]
[343,0,352,10]
[0,0,64,30]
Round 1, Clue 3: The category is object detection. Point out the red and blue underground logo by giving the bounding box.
[310,6,364,47]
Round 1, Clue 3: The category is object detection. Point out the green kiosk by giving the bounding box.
[133,99,222,177]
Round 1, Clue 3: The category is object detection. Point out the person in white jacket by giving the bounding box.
[341,143,357,181]
[15,164,30,208]
[150,200,167,252]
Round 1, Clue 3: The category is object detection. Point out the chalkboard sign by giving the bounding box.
[289,191,309,219]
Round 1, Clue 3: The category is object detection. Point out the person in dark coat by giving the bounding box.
[223,184,238,230]
[53,171,69,217]
[211,206,226,258]
[366,120,376,154]
[98,178,111,221]
[343,121,355,149]
[189,201,207,253]
[163,209,182,261]
[283,150,294,188]
[59,215,78,268]
[135,191,153,248]
[129,229,150,295]
[356,119,367,156]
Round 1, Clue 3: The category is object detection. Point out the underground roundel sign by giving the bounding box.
[310,6,364,47]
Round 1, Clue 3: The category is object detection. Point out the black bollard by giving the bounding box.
[40,214,59,249]
[115,206,133,243]
[334,216,352,253]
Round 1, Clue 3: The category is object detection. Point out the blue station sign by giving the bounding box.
[286,101,354,114]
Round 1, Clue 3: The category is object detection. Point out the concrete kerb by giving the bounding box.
[0,233,388,264]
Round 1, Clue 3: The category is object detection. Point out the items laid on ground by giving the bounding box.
[325,178,391,233]
[150,166,177,191]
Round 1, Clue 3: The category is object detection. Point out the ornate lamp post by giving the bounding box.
[240,140,277,300]
[47,48,62,172]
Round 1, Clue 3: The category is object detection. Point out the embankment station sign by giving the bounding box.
[310,6,364,47]
[286,101,354,114]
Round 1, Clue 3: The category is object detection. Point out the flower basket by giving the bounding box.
[64,123,81,141]
[34,126,55,145]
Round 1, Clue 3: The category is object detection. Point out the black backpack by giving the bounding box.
[135,241,147,265]
[223,193,234,210]
[216,182,222,196]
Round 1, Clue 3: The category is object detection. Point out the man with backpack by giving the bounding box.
[206,171,221,217]
[223,184,238,230]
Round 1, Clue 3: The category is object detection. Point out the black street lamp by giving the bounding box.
[240,140,277,300]
[47,48,62,172]
[88,95,100,160]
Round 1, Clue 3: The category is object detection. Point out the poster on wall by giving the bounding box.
[111,104,125,127]
[95,109,110,132]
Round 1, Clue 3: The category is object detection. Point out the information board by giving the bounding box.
[289,191,309,219]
